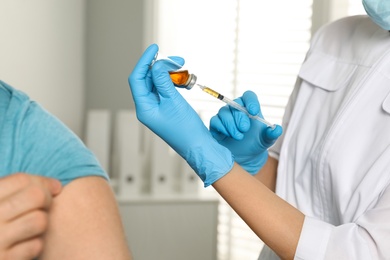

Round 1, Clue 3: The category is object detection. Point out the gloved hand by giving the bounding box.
[128,44,234,187]
[209,91,282,175]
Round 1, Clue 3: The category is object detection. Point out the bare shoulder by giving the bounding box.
[39,176,132,260]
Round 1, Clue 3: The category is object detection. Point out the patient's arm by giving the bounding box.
[39,176,132,259]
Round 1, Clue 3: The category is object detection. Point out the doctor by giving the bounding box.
[128,0,390,259]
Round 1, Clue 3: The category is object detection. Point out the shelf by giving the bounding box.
[116,192,219,204]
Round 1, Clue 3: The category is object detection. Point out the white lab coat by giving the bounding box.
[259,15,390,259]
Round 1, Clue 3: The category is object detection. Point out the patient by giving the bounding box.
[0,80,132,259]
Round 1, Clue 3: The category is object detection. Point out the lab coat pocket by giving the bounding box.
[298,52,358,92]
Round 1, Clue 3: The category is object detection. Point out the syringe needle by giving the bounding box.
[197,84,275,128]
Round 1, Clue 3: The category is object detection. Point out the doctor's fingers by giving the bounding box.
[241,91,262,116]
[263,124,283,145]
[128,44,159,99]
[150,60,182,100]
[0,178,58,222]
[210,106,248,141]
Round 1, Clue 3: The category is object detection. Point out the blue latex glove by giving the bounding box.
[209,91,282,175]
[128,44,234,187]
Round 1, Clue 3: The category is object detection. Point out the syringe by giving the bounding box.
[197,84,276,129]
[151,53,276,128]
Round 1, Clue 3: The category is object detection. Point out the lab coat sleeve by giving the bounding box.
[295,185,390,260]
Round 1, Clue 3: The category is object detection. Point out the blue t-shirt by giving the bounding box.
[0,80,108,185]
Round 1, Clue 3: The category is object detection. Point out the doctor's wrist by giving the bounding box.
[184,137,235,187]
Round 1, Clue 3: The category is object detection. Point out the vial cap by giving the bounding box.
[185,74,197,90]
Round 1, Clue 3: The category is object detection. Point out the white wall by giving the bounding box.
[0,0,86,136]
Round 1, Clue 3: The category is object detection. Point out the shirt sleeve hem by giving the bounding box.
[294,216,334,260]
[268,151,280,160]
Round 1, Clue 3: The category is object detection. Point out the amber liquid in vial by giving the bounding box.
[169,70,191,86]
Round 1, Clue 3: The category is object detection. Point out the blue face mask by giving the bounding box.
[363,0,390,30]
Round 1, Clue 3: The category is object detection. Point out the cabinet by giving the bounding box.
[118,195,219,260]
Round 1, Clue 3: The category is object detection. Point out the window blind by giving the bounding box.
[154,0,238,125]
[150,0,367,259]
[233,0,312,126]
[153,0,311,259]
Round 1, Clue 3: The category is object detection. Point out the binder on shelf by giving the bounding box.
[150,134,178,195]
[116,110,145,198]
[179,158,201,195]
[85,109,111,174]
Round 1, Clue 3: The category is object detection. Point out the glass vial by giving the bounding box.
[150,53,197,90]
[169,70,197,90]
